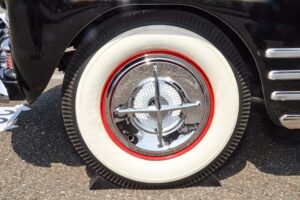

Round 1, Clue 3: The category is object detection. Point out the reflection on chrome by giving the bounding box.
[105,54,211,157]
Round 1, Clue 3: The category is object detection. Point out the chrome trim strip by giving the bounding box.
[280,114,300,129]
[268,70,300,80]
[265,48,300,58]
[271,91,300,101]
[115,102,201,115]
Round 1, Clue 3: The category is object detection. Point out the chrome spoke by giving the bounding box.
[153,64,161,110]
[156,112,164,148]
[153,64,163,147]
[160,101,201,112]
[106,53,211,156]
[115,101,200,115]
[115,106,158,115]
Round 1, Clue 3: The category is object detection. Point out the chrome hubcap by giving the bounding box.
[104,53,212,157]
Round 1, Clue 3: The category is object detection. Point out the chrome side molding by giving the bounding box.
[271,91,300,101]
[265,48,300,58]
[280,114,300,129]
[268,70,300,80]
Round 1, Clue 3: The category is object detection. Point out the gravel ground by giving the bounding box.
[0,71,299,200]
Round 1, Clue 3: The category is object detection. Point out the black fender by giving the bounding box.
[7,1,261,102]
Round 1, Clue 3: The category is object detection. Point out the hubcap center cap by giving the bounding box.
[127,76,189,136]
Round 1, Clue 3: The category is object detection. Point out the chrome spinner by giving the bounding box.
[105,54,211,157]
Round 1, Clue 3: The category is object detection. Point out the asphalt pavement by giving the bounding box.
[0,70,299,200]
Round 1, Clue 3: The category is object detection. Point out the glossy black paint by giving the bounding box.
[5,0,300,126]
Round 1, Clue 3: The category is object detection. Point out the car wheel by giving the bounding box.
[62,10,251,188]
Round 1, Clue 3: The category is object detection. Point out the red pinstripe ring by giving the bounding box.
[100,50,215,161]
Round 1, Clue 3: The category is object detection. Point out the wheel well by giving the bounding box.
[68,5,262,96]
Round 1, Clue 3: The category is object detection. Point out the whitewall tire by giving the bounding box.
[62,10,251,188]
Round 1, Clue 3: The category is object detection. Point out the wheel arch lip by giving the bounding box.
[8,1,262,104]
[72,4,262,78]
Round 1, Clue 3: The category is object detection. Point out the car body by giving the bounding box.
[3,0,300,128]
[1,0,299,188]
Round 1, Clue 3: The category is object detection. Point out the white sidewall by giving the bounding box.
[75,25,240,183]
